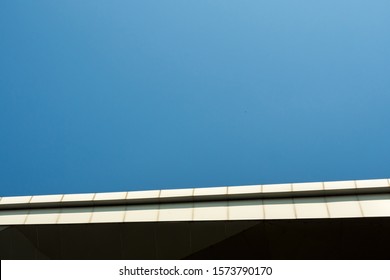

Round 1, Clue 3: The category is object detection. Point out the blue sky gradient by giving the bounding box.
[1,1,390,196]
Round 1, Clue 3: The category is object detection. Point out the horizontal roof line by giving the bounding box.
[1,178,389,211]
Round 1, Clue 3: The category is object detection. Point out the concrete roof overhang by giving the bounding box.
[0,178,390,225]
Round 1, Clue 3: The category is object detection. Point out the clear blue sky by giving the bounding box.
[1,1,389,196]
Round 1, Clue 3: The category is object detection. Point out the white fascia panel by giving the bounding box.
[0,210,28,225]
[90,206,126,223]
[30,195,63,203]
[25,209,61,224]
[57,207,94,224]
[263,198,296,219]
[358,194,390,217]
[193,187,227,196]
[355,179,390,189]
[292,182,323,192]
[294,197,329,219]
[324,180,356,191]
[158,203,193,221]
[228,199,264,220]
[124,204,159,222]
[0,196,32,205]
[326,196,363,218]
[94,192,127,201]
[193,201,228,220]
[262,184,292,193]
[228,185,262,195]
[62,193,95,202]
[126,190,160,200]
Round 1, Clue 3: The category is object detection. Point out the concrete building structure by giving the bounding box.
[1,178,390,259]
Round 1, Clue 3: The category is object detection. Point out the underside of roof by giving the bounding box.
[3,218,390,259]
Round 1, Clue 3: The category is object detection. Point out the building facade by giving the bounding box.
[1,178,390,259]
